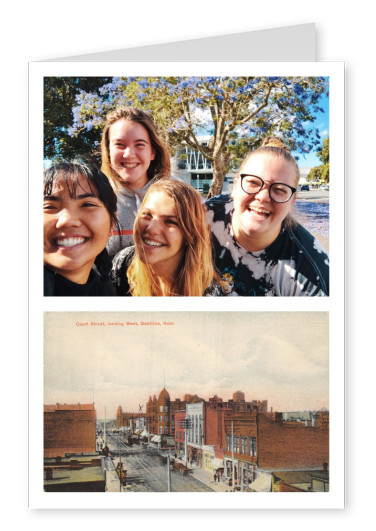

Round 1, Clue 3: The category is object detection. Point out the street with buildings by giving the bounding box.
[43,388,329,493]
[105,437,215,492]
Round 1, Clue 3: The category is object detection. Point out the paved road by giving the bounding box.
[296,189,329,204]
[106,435,212,492]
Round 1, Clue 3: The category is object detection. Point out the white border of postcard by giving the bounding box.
[28,61,344,509]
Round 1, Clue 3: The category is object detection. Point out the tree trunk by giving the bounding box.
[207,151,229,199]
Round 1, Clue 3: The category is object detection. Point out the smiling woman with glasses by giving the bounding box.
[206,137,329,296]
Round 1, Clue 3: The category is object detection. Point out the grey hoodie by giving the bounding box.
[106,180,154,258]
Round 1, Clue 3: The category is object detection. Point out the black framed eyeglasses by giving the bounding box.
[240,174,296,203]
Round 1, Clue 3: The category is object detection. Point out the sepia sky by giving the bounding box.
[44,312,329,418]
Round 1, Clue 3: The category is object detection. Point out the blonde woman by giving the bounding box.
[111,180,226,296]
[101,106,171,257]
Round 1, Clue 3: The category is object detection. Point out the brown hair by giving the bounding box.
[100,107,171,191]
[127,180,223,296]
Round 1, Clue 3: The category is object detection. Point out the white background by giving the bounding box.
[1,0,371,527]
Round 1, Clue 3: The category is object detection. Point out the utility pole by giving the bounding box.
[104,406,107,445]
[231,421,235,492]
[167,452,171,492]
[184,422,188,464]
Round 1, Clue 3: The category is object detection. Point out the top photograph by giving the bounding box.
[43,75,330,297]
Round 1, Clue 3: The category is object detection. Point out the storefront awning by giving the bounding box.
[248,473,272,492]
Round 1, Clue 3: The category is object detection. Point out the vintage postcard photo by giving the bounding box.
[29,310,343,509]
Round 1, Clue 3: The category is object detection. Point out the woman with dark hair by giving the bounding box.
[43,158,119,296]
[101,106,171,257]
[206,137,329,296]
[111,180,226,296]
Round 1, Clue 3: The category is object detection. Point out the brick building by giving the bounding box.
[223,411,329,490]
[227,391,268,413]
[116,405,146,431]
[44,403,96,458]
[146,388,202,438]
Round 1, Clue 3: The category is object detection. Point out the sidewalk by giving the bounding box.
[174,458,231,492]
[103,456,122,492]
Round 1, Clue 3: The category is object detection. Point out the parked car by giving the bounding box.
[320,184,329,191]
[300,184,310,191]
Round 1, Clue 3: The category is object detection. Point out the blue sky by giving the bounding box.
[294,92,329,169]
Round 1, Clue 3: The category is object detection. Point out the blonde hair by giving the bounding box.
[237,136,299,229]
[100,107,171,192]
[239,136,300,189]
[127,180,222,296]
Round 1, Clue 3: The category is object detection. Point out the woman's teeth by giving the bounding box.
[55,237,86,247]
[249,206,271,217]
[144,239,164,247]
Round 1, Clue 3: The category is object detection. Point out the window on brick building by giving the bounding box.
[165,426,168,434]
[159,426,163,434]
[249,437,257,456]
[226,434,231,451]
[241,436,247,454]
[234,435,239,453]
[165,406,168,412]
[160,406,163,412]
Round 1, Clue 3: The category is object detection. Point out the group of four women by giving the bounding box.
[43,107,329,297]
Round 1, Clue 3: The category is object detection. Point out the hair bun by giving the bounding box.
[262,137,290,151]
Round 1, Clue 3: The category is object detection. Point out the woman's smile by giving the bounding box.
[231,154,296,251]
[135,191,185,277]
[109,120,155,189]
[43,175,112,284]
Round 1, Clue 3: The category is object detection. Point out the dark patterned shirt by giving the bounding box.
[206,194,329,296]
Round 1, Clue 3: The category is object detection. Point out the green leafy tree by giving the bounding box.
[307,166,323,182]
[49,76,328,197]
[44,77,111,161]
[307,136,329,183]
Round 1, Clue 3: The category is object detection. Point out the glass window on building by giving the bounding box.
[165,406,168,412]
[234,435,239,453]
[160,406,163,412]
[249,437,256,456]
[241,436,247,454]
